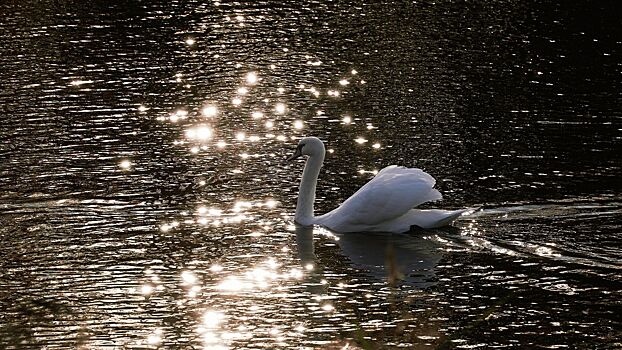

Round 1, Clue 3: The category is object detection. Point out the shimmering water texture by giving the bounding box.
[1,0,621,349]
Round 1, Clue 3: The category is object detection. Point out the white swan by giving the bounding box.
[287,137,466,232]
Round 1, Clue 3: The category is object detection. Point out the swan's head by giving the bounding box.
[287,137,325,161]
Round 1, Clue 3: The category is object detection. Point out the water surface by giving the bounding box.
[1,0,621,348]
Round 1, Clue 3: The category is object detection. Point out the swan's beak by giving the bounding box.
[286,148,303,162]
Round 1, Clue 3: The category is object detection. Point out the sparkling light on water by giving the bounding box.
[202,105,218,118]
[169,109,188,123]
[275,103,286,114]
[147,329,163,345]
[119,160,132,170]
[181,270,198,285]
[185,125,213,141]
[246,71,258,85]
[327,90,340,97]
[141,284,154,295]
[69,80,93,86]
[210,264,224,272]
[203,310,225,329]
[217,277,253,291]
[321,304,334,312]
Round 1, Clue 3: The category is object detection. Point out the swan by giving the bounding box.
[287,137,466,232]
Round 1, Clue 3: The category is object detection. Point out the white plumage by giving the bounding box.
[288,137,466,233]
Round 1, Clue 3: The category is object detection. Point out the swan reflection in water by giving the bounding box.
[294,224,442,288]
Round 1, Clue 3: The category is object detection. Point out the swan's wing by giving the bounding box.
[328,165,442,226]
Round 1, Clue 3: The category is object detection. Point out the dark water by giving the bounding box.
[1,0,621,348]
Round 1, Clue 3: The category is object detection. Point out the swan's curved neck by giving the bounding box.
[295,152,324,226]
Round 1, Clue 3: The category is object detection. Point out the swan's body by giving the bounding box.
[289,137,465,233]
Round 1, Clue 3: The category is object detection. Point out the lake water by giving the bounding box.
[1,0,621,348]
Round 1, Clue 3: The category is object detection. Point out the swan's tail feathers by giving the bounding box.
[407,208,469,229]
[429,209,468,228]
